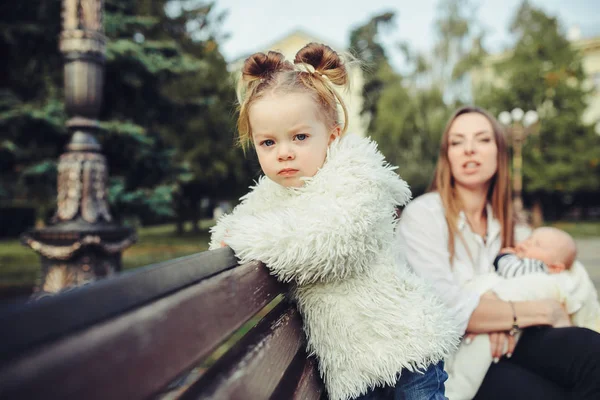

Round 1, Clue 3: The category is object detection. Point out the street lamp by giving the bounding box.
[20,0,136,296]
[498,108,540,215]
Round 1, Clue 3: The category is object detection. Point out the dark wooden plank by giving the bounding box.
[0,247,238,361]
[292,357,325,400]
[270,348,324,400]
[0,261,285,400]
[181,301,305,400]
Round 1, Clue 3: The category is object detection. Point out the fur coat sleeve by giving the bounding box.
[209,134,412,286]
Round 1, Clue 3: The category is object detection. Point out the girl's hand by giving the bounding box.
[221,230,230,248]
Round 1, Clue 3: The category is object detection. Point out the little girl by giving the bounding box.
[209,42,458,400]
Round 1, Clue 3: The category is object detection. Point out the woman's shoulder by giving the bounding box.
[399,192,447,232]
[403,192,444,215]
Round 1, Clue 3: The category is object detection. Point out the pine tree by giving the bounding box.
[0,0,250,227]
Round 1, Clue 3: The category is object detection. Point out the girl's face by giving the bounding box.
[447,112,498,191]
[249,92,340,188]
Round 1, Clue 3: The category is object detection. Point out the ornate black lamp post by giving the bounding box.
[21,0,136,295]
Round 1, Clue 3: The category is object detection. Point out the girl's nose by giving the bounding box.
[278,144,294,161]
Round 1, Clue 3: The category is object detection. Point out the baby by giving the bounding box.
[445,227,600,400]
[494,227,577,277]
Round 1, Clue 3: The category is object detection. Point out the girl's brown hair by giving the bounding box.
[236,43,350,149]
[429,106,514,262]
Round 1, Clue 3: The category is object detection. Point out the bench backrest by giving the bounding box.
[0,247,325,399]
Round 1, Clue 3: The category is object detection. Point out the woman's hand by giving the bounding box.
[464,331,517,361]
[544,299,572,328]
[467,291,517,360]
[489,331,517,361]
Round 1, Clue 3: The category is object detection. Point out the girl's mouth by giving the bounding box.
[278,169,299,176]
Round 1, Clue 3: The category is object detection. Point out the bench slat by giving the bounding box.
[181,301,307,400]
[291,356,325,400]
[0,260,284,400]
[270,349,325,400]
[0,247,238,361]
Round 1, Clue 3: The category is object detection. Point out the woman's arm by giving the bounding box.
[398,196,570,335]
[398,197,481,334]
[467,297,570,333]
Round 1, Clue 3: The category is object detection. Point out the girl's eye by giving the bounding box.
[260,139,275,147]
[295,134,308,141]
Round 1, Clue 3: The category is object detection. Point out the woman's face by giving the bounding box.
[447,112,498,191]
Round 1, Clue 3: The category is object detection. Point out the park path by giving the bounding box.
[575,238,600,292]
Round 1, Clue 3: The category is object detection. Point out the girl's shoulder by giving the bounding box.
[308,133,412,206]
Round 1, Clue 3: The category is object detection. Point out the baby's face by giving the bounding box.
[515,228,569,271]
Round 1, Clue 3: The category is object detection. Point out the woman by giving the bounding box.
[398,105,600,399]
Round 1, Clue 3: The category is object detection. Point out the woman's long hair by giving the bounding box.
[429,106,514,263]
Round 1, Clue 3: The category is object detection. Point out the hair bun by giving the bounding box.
[242,51,293,83]
[294,43,348,86]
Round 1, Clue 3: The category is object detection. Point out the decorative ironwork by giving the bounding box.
[22,235,136,260]
[62,0,104,33]
[22,0,136,297]
[41,264,95,294]
[55,152,111,223]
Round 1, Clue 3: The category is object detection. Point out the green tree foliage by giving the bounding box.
[349,12,396,126]
[369,80,450,194]
[148,0,257,232]
[0,0,250,228]
[433,0,487,102]
[349,5,475,195]
[474,1,600,215]
[101,0,202,223]
[0,1,66,215]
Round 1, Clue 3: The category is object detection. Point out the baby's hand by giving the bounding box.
[501,247,516,254]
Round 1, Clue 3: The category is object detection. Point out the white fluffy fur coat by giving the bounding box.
[209,134,459,400]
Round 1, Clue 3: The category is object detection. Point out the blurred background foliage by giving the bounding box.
[0,0,598,270]
[0,0,259,236]
[352,0,599,206]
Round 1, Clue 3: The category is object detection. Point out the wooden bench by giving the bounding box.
[0,247,325,399]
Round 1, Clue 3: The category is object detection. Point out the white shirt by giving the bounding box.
[397,192,531,334]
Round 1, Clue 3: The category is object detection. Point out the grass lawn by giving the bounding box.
[2,219,599,295]
[0,221,214,294]
[547,221,600,238]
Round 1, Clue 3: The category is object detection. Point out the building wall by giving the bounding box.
[577,38,600,126]
[228,30,369,137]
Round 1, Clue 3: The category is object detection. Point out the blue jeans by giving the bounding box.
[353,361,448,400]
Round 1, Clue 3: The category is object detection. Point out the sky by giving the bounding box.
[212,0,600,70]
